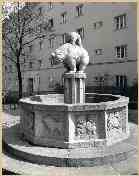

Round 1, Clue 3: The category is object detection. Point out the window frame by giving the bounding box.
[29,61,33,69]
[48,2,53,9]
[115,45,128,58]
[48,18,54,28]
[76,4,84,17]
[94,49,103,56]
[62,33,67,44]
[39,40,43,50]
[28,27,33,34]
[49,37,55,48]
[93,21,103,30]
[38,23,43,33]
[29,45,33,53]
[38,60,42,68]
[61,11,67,24]
[116,75,127,88]
[114,14,127,30]
[38,7,43,16]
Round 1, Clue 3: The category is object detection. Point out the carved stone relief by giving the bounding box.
[75,114,97,139]
[42,113,64,139]
[23,110,35,135]
[107,108,124,137]
[76,119,86,138]
[86,120,97,136]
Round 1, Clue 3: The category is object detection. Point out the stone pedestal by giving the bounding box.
[64,72,86,104]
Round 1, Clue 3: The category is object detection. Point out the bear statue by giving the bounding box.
[49,32,89,73]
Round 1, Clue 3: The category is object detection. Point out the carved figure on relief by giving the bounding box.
[107,111,121,132]
[76,119,86,137]
[76,118,97,138]
[86,120,96,136]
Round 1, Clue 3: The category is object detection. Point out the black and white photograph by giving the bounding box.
[2,1,138,175]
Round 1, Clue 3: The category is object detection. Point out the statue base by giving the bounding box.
[64,72,86,104]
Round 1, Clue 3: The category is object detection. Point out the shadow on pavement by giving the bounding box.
[2,168,20,175]
[128,109,138,124]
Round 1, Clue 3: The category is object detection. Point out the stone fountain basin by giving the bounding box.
[19,93,129,148]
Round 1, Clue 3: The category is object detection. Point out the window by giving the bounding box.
[38,23,43,33]
[93,21,103,30]
[43,23,48,31]
[76,4,83,16]
[61,12,67,24]
[48,2,53,9]
[62,33,66,44]
[48,18,54,28]
[114,14,127,30]
[38,60,42,68]
[49,37,55,48]
[28,27,33,34]
[76,27,84,39]
[60,2,64,5]
[115,45,127,58]
[29,62,33,68]
[29,45,33,53]
[116,75,127,88]
[28,78,33,95]
[39,40,43,50]
[38,7,42,16]
[23,58,26,63]
[95,49,103,55]
[99,76,104,82]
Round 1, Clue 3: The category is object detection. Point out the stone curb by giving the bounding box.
[3,152,122,176]
[3,123,137,167]
[4,141,137,167]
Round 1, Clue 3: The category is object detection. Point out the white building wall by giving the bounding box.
[4,2,137,94]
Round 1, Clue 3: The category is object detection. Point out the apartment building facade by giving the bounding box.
[3,2,137,95]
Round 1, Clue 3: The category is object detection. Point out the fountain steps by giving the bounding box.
[3,121,137,167]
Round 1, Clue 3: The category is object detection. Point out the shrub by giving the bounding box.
[3,91,20,104]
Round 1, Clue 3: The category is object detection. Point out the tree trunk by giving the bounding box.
[16,61,22,99]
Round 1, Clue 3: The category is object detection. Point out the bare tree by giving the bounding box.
[2,2,54,98]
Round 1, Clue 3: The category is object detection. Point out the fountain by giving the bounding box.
[3,32,134,169]
[5,32,134,168]
[2,30,137,174]
[19,32,129,149]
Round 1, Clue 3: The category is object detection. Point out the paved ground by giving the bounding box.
[2,105,138,175]
[3,149,138,175]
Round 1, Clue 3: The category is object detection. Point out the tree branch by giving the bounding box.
[22,34,49,46]
[17,19,26,57]
[5,37,17,56]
